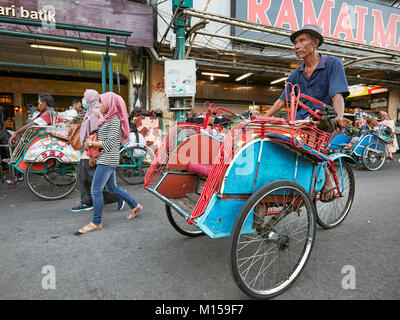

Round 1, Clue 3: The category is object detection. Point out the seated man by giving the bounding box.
[58,99,83,121]
[343,117,378,150]
[8,93,61,146]
[265,24,349,202]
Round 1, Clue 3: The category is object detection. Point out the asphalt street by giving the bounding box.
[0,156,399,300]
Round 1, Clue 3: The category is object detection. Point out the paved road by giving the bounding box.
[0,156,399,300]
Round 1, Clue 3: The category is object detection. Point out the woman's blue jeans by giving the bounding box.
[91,164,138,224]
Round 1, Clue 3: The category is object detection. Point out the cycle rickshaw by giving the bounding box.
[6,120,80,200]
[5,113,155,199]
[144,84,355,299]
[329,124,393,171]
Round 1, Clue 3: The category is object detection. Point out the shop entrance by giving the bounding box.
[0,93,14,130]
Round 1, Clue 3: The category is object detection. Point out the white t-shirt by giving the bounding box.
[58,109,78,121]
[127,132,146,157]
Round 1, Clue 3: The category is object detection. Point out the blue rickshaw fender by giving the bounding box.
[328,152,357,164]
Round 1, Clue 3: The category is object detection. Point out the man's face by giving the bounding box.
[74,102,82,111]
[37,99,47,112]
[293,33,318,59]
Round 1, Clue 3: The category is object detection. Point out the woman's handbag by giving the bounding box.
[67,123,82,150]
[87,132,100,167]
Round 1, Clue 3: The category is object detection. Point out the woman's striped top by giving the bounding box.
[97,118,121,167]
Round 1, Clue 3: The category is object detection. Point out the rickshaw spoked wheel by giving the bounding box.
[361,141,386,171]
[230,180,316,299]
[24,157,78,200]
[314,160,355,229]
[165,204,204,237]
[117,145,155,185]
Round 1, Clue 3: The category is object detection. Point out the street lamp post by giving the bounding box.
[171,0,193,123]
[130,68,144,115]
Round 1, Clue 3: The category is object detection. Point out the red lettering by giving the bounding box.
[332,2,356,42]
[354,6,368,45]
[248,0,271,25]
[371,10,399,50]
[275,0,299,31]
[300,0,334,37]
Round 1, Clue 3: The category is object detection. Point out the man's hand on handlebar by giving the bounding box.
[334,117,350,130]
[8,133,18,146]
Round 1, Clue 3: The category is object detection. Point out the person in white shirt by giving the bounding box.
[58,99,82,121]
[127,122,146,157]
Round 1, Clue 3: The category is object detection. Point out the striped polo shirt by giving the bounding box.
[97,118,121,167]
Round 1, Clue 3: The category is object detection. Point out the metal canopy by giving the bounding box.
[157,7,400,88]
[0,18,132,81]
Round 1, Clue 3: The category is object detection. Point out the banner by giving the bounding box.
[233,0,400,51]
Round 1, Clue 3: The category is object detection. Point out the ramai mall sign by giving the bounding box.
[0,4,56,22]
[234,0,400,51]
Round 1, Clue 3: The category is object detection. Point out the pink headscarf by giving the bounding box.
[80,89,102,146]
[98,92,130,145]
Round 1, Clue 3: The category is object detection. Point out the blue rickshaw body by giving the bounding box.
[150,135,328,238]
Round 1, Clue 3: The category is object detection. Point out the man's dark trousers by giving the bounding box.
[78,159,118,205]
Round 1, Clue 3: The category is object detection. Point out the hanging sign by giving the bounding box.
[165,60,197,98]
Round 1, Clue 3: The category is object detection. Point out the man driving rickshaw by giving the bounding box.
[8,93,62,146]
[265,24,350,202]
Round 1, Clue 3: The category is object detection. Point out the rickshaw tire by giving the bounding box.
[315,161,355,229]
[230,180,316,299]
[24,161,78,201]
[117,145,154,185]
[165,204,204,237]
[361,141,386,171]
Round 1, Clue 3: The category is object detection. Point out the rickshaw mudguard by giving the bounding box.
[23,136,80,163]
[328,152,357,164]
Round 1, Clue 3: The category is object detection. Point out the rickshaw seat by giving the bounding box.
[167,133,222,171]
[267,132,330,162]
[188,163,212,177]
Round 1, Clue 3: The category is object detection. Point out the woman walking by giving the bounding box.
[78,92,142,234]
[71,89,117,212]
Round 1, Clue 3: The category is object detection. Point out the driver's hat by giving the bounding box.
[290,24,324,47]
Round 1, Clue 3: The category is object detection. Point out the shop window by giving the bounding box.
[0,93,13,104]
[23,94,82,111]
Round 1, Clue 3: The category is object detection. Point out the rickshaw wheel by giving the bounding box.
[361,141,386,171]
[315,161,355,229]
[230,180,316,299]
[165,204,204,237]
[117,145,155,185]
[24,158,78,200]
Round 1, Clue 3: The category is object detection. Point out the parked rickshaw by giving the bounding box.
[144,84,355,299]
[329,124,393,171]
[6,120,80,200]
[4,112,155,199]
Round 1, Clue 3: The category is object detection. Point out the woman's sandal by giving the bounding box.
[78,222,103,234]
[126,204,142,220]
